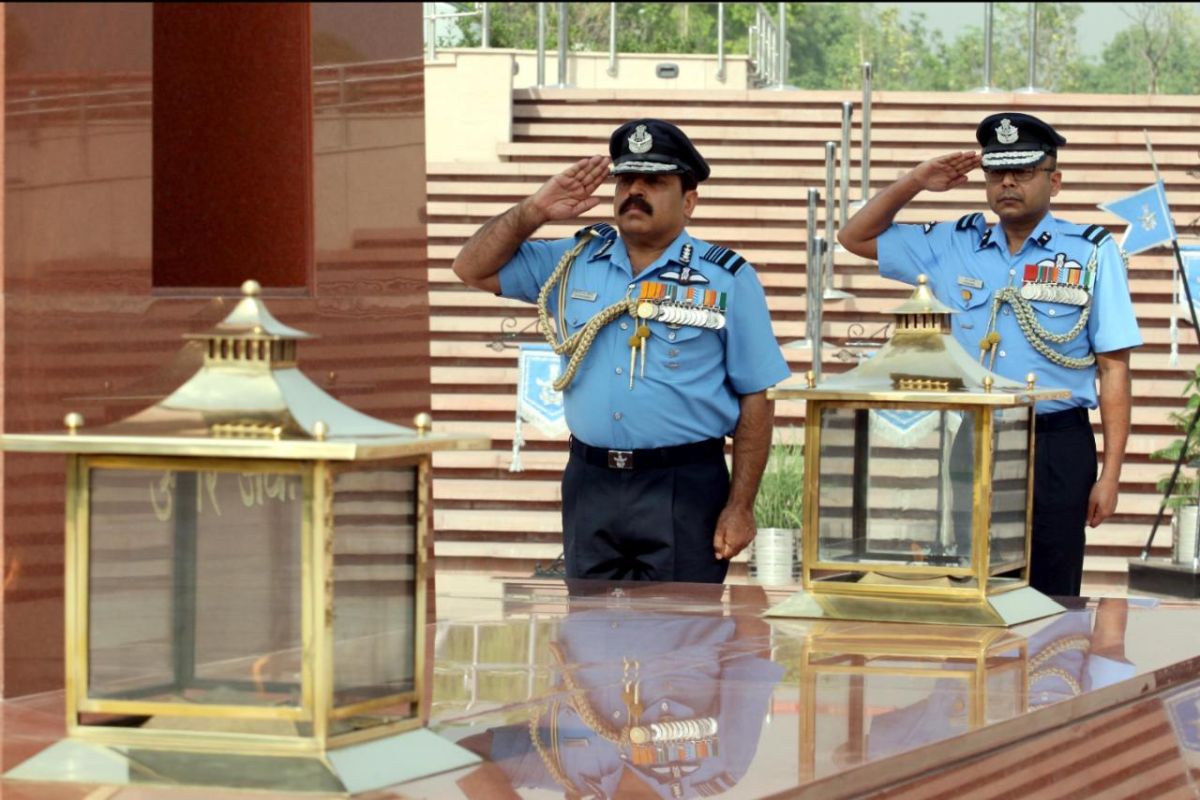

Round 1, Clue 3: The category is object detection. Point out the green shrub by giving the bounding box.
[755,435,805,529]
[1151,363,1200,508]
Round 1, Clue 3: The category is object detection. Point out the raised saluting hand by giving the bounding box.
[529,155,612,223]
[910,151,983,192]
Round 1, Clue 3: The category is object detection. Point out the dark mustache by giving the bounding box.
[999,194,1021,202]
[620,197,653,215]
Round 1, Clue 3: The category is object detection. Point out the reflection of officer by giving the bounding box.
[1025,597,1135,708]
[840,112,1142,597]
[865,599,1135,761]
[457,584,784,799]
[866,678,970,761]
[452,120,790,582]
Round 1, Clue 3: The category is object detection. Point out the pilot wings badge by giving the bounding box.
[660,267,709,285]
[629,124,653,154]
[996,118,1019,145]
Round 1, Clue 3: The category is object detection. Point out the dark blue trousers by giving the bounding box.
[950,407,1096,597]
[1030,408,1097,597]
[561,442,731,583]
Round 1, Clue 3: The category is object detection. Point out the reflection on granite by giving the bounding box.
[446,583,782,799]
[2,583,1199,798]
[419,583,1199,799]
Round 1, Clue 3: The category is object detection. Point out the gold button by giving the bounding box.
[961,289,972,301]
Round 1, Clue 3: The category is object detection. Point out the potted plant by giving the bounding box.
[751,434,805,584]
[1150,363,1200,563]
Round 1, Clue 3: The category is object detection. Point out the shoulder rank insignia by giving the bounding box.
[575,221,615,240]
[679,242,693,265]
[701,244,747,275]
[575,222,617,261]
[956,212,985,232]
[1081,224,1112,246]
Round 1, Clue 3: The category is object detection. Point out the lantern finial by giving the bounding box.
[241,279,262,297]
[414,412,432,436]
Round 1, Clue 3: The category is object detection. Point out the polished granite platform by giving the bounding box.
[2,579,1199,798]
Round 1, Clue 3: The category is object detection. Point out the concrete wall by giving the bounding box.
[424,49,751,164]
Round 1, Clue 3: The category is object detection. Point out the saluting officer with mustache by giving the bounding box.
[453,119,789,584]
[839,113,1142,598]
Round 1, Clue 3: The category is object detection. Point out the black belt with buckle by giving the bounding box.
[569,437,726,470]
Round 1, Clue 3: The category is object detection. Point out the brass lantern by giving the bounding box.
[4,282,487,794]
[767,276,1068,626]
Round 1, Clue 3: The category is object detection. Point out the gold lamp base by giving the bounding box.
[6,729,480,796]
[764,586,1065,627]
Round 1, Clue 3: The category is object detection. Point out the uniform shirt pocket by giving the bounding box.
[565,298,593,332]
[1029,301,1085,336]
[563,296,605,375]
[1028,301,1090,356]
[646,319,713,375]
[953,288,992,312]
[952,287,991,331]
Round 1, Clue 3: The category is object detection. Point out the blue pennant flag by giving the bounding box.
[515,343,568,437]
[1179,246,1200,319]
[1098,181,1176,255]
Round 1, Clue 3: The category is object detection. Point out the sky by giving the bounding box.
[887,2,1135,59]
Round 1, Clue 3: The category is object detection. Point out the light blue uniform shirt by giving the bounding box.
[878,211,1142,414]
[498,225,790,449]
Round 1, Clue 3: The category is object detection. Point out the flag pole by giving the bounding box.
[1140,130,1200,559]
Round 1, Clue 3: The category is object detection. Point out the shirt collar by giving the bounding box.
[984,212,1057,254]
[610,229,693,277]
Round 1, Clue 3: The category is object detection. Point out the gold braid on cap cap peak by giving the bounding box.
[537,229,636,391]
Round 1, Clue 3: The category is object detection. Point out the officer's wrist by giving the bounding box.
[726,496,755,513]
[900,170,927,194]
[515,197,549,230]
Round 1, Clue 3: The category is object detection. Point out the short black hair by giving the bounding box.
[680,173,698,194]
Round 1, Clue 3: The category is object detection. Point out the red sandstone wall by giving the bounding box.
[1,2,431,697]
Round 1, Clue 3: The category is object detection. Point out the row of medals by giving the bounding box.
[638,300,727,330]
[626,300,727,389]
[628,716,720,766]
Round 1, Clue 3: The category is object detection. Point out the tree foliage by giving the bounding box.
[1082,3,1200,94]
[439,1,1200,94]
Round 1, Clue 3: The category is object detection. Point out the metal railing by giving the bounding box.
[748,3,786,89]
[1016,2,1045,93]
[423,2,486,63]
[974,2,997,93]
[424,1,1051,94]
[422,2,741,89]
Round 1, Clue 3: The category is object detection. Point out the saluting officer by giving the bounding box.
[838,112,1141,597]
[453,119,790,583]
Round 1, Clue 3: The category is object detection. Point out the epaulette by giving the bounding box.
[575,222,616,240]
[701,244,747,275]
[1080,224,1112,246]
[955,212,985,232]
[576,222,618,260]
